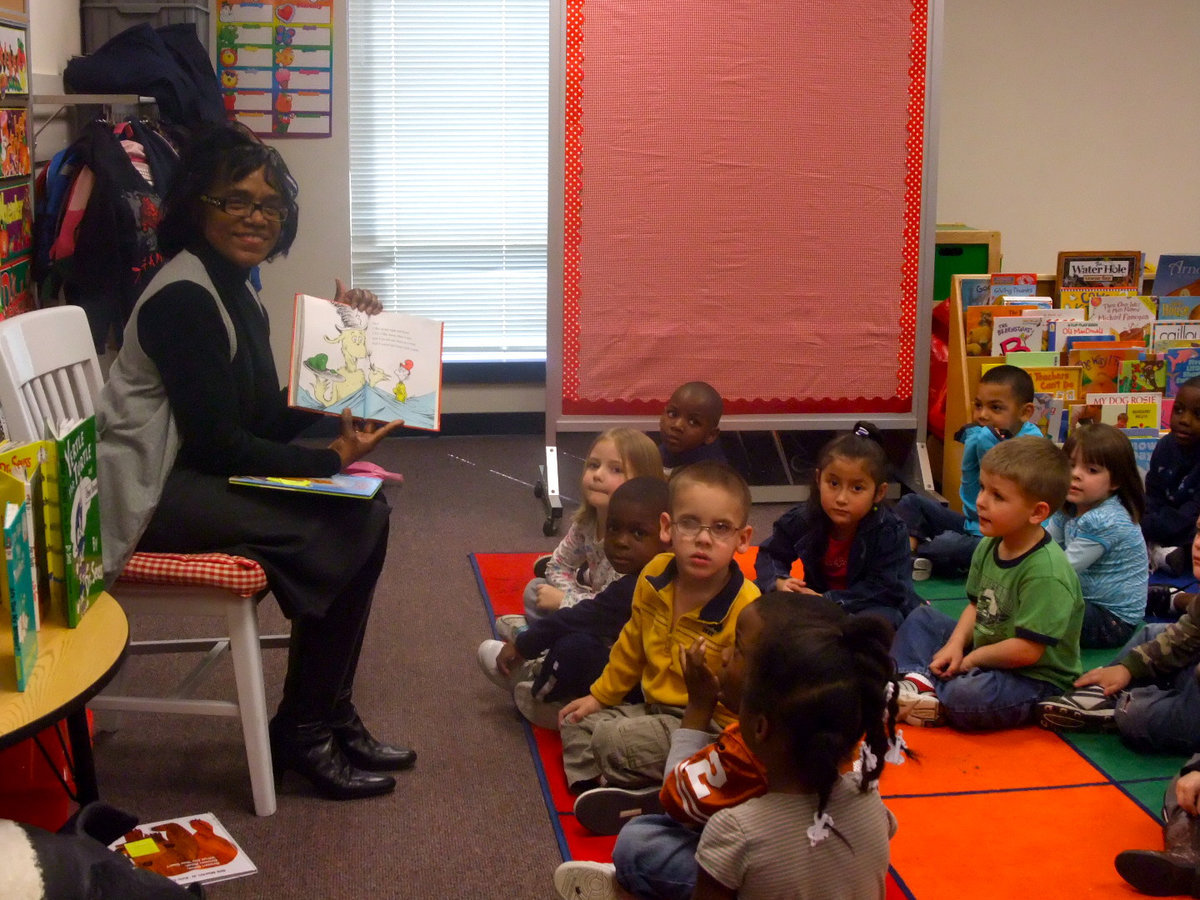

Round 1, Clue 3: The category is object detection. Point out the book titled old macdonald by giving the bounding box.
[287,294,444,431]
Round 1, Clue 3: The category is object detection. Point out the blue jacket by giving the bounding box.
[754,502,921,617]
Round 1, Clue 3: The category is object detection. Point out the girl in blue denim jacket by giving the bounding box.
[755,422,921,627]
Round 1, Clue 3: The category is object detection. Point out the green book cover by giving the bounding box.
[4,499,37,691]
[1006,350,1060,368]
[51,418,103,627]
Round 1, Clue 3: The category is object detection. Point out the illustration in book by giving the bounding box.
[3,499,36,691]
[0,25,28,96]
[1162,347,1200,398]
[288,294,444,431]
[50,418,102,627]
[1119,359,1166,393]
[109,812,256,886]
[1154,254,1200,297]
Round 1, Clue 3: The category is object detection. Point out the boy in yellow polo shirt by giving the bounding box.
[557,461,760,828]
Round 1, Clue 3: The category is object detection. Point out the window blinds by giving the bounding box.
[346,0,549,362]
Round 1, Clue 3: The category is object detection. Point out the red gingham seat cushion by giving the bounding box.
[118,552,269,598]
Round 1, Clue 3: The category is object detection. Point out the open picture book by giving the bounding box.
[287,293,445,431]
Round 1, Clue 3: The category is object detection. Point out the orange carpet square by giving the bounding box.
[888,783,1163,899]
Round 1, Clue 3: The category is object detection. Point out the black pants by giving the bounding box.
[275,519,388,728]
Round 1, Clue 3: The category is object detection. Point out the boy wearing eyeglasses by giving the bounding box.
[557,461,760,830]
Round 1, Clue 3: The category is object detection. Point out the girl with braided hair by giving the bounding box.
[554,594,905,900]
[689,603,901,900]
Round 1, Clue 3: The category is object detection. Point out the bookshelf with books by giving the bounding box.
[943,265,1160,511]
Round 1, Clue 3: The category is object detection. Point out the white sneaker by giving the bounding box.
[476,640,538,691]
[554,861,619,900]
[896,678,944,727]
[494,614,527,642]
[514,679,563,730]
[912,558,933,582]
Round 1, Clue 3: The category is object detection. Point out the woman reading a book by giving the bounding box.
[95,123,413,801]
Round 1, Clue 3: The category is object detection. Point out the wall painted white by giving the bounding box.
[935,0,1200,273]
[29,0,1200,413]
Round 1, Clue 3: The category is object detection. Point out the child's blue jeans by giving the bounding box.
[895,494,981,576]
[892,605,1062,730]
[613,814,697,900]
[1109,623,1200,754]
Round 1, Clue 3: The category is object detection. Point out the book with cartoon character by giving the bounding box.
[48,417,102,627]
[108,811,256,887]
[2,498,37,690]
[287,293,444,431]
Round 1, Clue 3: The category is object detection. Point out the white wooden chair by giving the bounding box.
[0,305,285,816]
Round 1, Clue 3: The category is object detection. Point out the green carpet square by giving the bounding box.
[915,576,967,601]
[1061,731,1187,783]
[1120,777,1171,818]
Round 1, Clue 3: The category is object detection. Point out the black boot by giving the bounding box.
[270,718,395,800]
[331,704,417,772]
[1115,850,1200,897]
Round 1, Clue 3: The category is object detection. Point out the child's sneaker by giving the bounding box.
[912,558,933,582]
[553,861,619,900]
[494,614,527,642]
[573,785,663,835]
[513,679,563,730]
[1037,685,1119,732]
[896,678,944,726]
[475,639,537,690]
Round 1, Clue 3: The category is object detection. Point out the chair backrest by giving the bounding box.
[0,306,103,443]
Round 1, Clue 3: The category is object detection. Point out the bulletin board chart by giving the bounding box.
[217,0,333,137]
[548,0,941,436]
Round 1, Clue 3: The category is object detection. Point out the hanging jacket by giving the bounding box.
[64,23,224,130]
[59,119,179,348]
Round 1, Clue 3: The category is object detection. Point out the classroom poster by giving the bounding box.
[0,255,34,320]
[217,0,333,138]
[0,107,29,177]
[0,182,31,264]
[0,24,28,97]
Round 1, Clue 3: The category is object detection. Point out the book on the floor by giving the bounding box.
[228,473,384,499]
[48,417,102,627]
[108,812,256,887]
[287,293,444,431]
[2,498,37,690]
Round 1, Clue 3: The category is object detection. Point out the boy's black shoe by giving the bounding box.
[1115,850,1200,897]
[1147,585,1182,619]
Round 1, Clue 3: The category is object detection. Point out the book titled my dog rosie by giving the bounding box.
[108,812,256,886]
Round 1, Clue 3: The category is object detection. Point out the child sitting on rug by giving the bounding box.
[656,381,726,475]
[754,420,921,627]
[1038,516,1200,754]
[1046,424,1148,649]
[892,436,1084,731]
[556,461,760,801]
[554,593,900,900]
[495,428,663,640]
[1143,379,1200,610]
[895,364,1043,578]
[476,477,671,727]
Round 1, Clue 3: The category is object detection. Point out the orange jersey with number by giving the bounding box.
[660,722,767,827]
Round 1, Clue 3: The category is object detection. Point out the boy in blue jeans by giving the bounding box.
[897,364,1043,578]
[893,436,1084,730]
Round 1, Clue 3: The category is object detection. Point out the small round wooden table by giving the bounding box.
[0,592,129,805]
